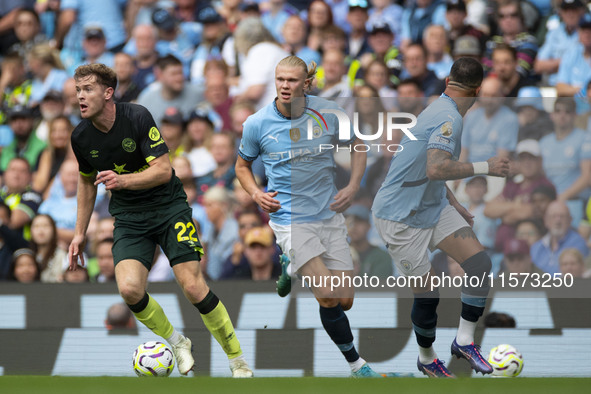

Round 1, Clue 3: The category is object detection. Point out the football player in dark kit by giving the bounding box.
[68,63,252,377]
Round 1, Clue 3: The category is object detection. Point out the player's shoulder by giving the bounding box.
[243,101,275,129]
[71,119,93,143]
[117,102,152,120]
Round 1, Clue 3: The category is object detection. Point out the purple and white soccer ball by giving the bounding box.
[487,344,524,377]
[132,341,175,377]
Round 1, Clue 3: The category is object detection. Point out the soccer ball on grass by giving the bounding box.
[133,341,175,377]
[487,344,524,377]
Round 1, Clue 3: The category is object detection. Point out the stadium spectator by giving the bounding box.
[159,107,186,159]
[540,97,591,226]
[515,218,544,247]
[9,248,40,283]
[491,43,533,98]
[30,213,67,283]
[345,204,393,277]
[364,59,397,102]
[202,186,239,281]
[445,0,487,55]
[0,53,32,123]
[61,78,81,124]
[306,0,334,52]
[32,115,74,196]
[395,78,426,116]
[127,24,159,91]
[400,43,446,98]
[63,25,115,76]
[0,201,29,280]
[534,0,586,87]
[8,8,45,58]
[196,132,237,199]
[242,226,281,280]
[356,22,402,88]
[93,238,115,283]
[482,0,538,78]
[35,90,66,142]
[484,139,554,251]
[233,17,289,110]
[316,49,352,99]
[0,105,46,172]
[531,200,589,274]
[189,6,231,85]
[463,176,497,251]
[0,157,42,240]
[451,34,483,60]
[399,0,447,51]
[261,0,296,43]
[461,77,518,164]
[105,302,136,331]
[499,238,541,274]
[346,0,371,59]
[232,177,264,215]
[220,209,264,279]
[113,53,141,103]
[350,84,387,169]
[513,86,552,142]
[556,12,591,97]
[62,264,89,282]
[218,0,242,31]
[27,43,68,106]
[38,159,79,248]
[183,108,216,178]
[424,24,454,80]
[367,0,403,47]
[575,79,591,130]
[204,68,233,131]
[136,54,205,127]
[318,19,348,56]
[559,247,587,278]
[281,15,321,66]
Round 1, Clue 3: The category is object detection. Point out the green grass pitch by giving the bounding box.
[1,377,589,394]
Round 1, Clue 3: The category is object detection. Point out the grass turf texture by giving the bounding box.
[1,377,589,394]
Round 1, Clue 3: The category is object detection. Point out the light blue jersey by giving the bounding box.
[239,96,354,225]
[372,94,463,228]
[462,106,518,163]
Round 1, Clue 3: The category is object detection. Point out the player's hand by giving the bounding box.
[453,202,474,227]
[330,184,358,213]
[253,190,281,213]
[95,170,125,190]
[68,234,87,270]
[487,157,510,177]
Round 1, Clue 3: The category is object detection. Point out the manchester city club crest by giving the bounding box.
[312,126,322,138]
[290,128,301,142]
[122,138,136,152]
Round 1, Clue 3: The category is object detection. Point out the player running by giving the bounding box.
[372,58,509,378]
[236,55,389,377]
[68,63,252,377]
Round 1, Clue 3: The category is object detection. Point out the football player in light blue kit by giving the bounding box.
[372,58,510,378]
[236,55,385,377]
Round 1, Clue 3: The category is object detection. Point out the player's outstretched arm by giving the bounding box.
[235,156,280,213]
[68,173,98,270]
[95,154,172,191]
[426,149,510,181]
[330,138,366,212]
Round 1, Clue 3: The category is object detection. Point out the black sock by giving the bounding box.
[319,304,360,362]
[193,290,220,315]
[127,292,150,313]
[411,289,440,348]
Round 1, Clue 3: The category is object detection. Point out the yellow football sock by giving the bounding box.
[201,301,243,359]
[132,294,174,339]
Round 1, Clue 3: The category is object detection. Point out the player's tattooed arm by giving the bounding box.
[426,149,475,181]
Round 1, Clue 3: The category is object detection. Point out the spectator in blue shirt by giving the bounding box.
[556,12,591,97]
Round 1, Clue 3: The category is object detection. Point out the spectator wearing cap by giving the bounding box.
[220,210,263,280]
[0,106,46,172]
[535,0,586,86]
[281,15,321,66]
[27,43,68,106]
[63,24,115,76]
[0,157,42,240]
[0,201,29,280]
[513,86,552,142]
[423,24,454,79]
[540,97,591,226]
[55,0,126,54]
[0,53,32,125]
[531,200,589,274]
[445,0,487,56]
[556,12,591,97]
[224,225,281,280]
[345,204,393,277]
[366,0,403,47]
[400,43,445,97]
[400,0,447,52]
[354,22,402,88]
[499,238,542,275]
[159,107,186,159]
[184,108,217,178]
[346,0,372,60]
[262,0,298,43]
[485,139,555,252]
[9,248,40,283]
[123,24,159,91]
[491,43,533,98]
[137,54,205,127]
[189,6,231,86]
[482,0,538,79]
[113,53,141,103]
[463,176,497,251]
[452,35,482,60]
[233,17,289,110]
[34,90,65,143]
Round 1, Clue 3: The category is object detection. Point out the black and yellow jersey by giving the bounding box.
[71,103,186,216]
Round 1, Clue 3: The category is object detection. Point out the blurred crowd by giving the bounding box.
[1,0,591,284]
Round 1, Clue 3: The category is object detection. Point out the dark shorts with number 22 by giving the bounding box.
[112,202,203,270]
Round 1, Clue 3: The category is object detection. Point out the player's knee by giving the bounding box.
[340,298,354,311]
[118,283,145,305]
[317,297,339,308]
[461,251,492,295]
